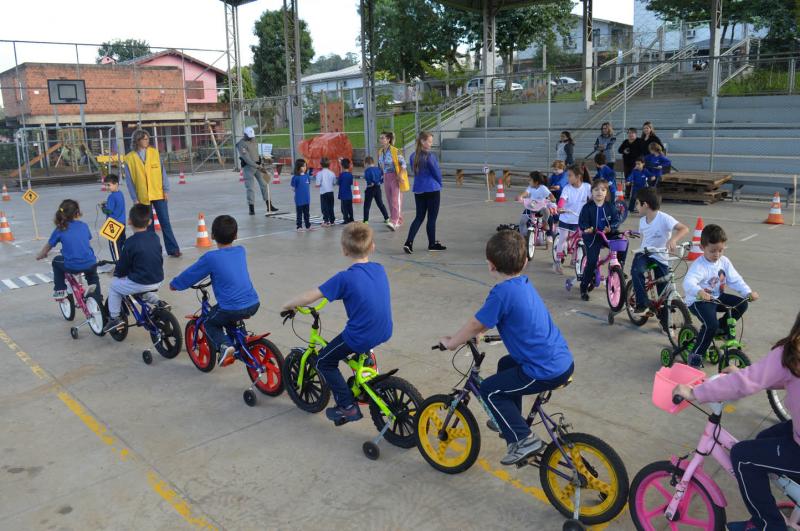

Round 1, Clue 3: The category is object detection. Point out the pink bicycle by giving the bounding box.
[58,270,107,339]
[551,209,585,285]
[629,364,800,530]
[520,198,557,261]
[572,229,638,312]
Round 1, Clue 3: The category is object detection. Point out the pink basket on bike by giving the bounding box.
[608,238,629,253]
[652,364,706,414]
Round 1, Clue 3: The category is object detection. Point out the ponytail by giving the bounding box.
[54,199,80,231]
[773,310,800,377]
[413,131,432,174]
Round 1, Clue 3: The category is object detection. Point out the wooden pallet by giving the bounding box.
[660,171,732,189]
[661,189,729,204]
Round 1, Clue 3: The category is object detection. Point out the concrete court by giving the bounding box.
[0,171,797,531]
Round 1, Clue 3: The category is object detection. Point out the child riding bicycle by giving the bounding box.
[438,230,574,466]
[553,164,591,274]
[280,223,392,425]
[577,179,623,301]
[516,171,555,241]
[673,309,800,531]
[683,224,759,368]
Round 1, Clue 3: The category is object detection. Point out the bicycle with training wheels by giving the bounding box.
[57,267,107,340]
[629,366,799,530]
[184,281,284,407]
[551,209,585,284]
[612,178,629,225]
[520,198,556,261]
[280,300,423,460]
[571,229,638,312]
[97,260,181,365]
[614,243,693,349]
[418,337,629,530]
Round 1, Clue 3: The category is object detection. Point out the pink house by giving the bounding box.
[120,49,226,104]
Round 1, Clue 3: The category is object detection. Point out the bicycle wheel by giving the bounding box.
[185,319,215,372]
[539,432,629,526]
[87,296,106,336]
[246,338,284,396]
[526,229,536,261]
[282,348,330,413]
[629,461,725,531]
[59,294,75,321]
[615,200,628,225]
[574,243,586,282]
[103,300,129,342]
[415,394,480,474]
[367,375,423,449]
[605,266,625,312]
[674,325,697,365]
[768,389,791,421]
[150,310,182,359]
[664,299,691,349]
[625,280,649,326]
[551,232,560,263]
[720,348,750,370]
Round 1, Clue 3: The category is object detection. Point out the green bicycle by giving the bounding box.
[280,299,423,460]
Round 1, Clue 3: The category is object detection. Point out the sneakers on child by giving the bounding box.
[486,418,499,432]
[725,521,759,531]
[500,434,543,465]
[296,227,305,232]
[217,345,236,367]
[552,261,563,275]
[53,290,67,300]
[580,291,590,301]
[325,404,363,424]
[688,353,703,368]
[428,241,447,252]
[403,243,413,254]
[104,317,123,333]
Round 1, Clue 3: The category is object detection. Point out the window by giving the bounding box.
[185,80,204,99]
[563,35,576,49]
[686,29,696,40]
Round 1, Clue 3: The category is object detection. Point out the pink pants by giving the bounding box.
[384,172,404,225]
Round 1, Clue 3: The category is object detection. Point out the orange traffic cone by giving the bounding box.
[1,184,10,201]
[352,179,362,204]
[271,169,281,185]
[195,213,212,248]
[687,217,704,261]
[615,182,625,203]
[0,211,14,242]
[495,182,506,203]
[179,170,187,185]
[764,192,784,225]
[239,169,244,183]
[152,207,162,232]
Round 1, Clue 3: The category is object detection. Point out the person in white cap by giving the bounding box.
[236,126,278,215]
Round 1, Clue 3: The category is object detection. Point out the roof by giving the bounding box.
[119,49,227,77]
[301,64,362,84]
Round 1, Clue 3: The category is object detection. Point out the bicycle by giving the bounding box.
[629,366,799,530]
[551,209,585,285]
[57,267,107,340]
[418,337,629,529]
[97,261,182,365]
[280,300,423,460]
[572,229,637,312]
[520,198,556,261]
[184,281,285,407]
[614,243,693,349]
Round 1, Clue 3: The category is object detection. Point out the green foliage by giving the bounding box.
[251,9,314,97]
[96,39,151,63]
[306,53,358,75]
[370,0,441,79]
[720,66,800,95]
[219,66,257,102]
[494,1,574,70]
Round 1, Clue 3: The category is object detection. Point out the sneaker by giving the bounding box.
[726,521,759,531]
[632,304,648,314]
[53,290,67,300]
[155,300,171,310]
[688,353,703,368]
[104,317,123,333]
[325,404,363,424]
[267,203,279,212]
[546,235,553,245]
[297,227,305,232]
[500,434,544,465]
[362,220,369,225]
[403,243,413,254]
[552,262,563,275]
[248,204,255,216]
[486,418,500,432]
[428,242,447,252]
[217,344,236,367]
[580,291,590,301]
[169,251,182,258]
[386,220,396,231]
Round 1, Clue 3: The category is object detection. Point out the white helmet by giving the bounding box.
[243,126,255,139]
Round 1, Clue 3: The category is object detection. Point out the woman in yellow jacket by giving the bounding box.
[377,131,408,230]
[124,129,181,257]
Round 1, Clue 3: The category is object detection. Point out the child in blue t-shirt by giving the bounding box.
[594,152,617,200]
[439,230,574,465]
[644,144,671,187]
[626,157,654,213]
[548,160,568,201]
[36,199,100,301]
[337,158,354,224]
[362,156,390,226]
[281,223,392,424]
[101,173,126,256]
[170,215,260,366]
[290,158,312,231]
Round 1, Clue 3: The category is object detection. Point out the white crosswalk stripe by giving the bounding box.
[18,276,35,286]
[0,273,54,293]
[1,279,19,289]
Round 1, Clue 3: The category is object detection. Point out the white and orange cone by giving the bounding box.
[1,184,10,201]
[271,168,281,185]
[615,182,625,203]
[352,179,362,204]
[239,169,244,183]
[100,175,107,192]
[152,207,162,232]
[195,213,212,248]
[687,217,704,261]
[0,211,14,242]
[764,192,784,225]
[495,182,506,203]
[179,170,187,185]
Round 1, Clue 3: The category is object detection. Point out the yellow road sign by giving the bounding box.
[22,189,39,205]
[99,217,125,242]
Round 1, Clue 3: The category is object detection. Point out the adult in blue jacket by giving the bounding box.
[403,132,445,253]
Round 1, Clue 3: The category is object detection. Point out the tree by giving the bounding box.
[251,9,314,97]
[370,0,442,80]
[219,65,257,102]
[306,53,358,75]
[96,39,151,63]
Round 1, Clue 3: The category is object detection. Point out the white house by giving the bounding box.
[300,64,364,106]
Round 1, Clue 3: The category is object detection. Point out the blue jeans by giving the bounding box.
[480,356,573,443]
[204,303,259,353]
[689,293,747,358]
[148,199,180,255]
[631,254,669,307]
[315,333,357,409]
[52,255,101,299]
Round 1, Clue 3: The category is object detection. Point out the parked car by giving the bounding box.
[465,77,523,94]
[353,96,402,110]
[550,76,581,86]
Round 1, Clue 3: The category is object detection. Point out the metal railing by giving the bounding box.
[718,36,759,90]
[399,92,477,149]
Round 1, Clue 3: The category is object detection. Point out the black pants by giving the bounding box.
[580,234,627,292]
[321,192,335,224]
[689,293,748,357]
[52,255,101,299]
[295,204,310,229]
[363,185,389,222]
[406,191,441,247]
[204,302,259,353]
[340,199,354,223]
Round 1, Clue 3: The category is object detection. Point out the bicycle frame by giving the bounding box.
[65,273,91,317]
[121,295,158,334]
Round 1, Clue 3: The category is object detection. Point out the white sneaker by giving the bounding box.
[552,262,563,274]
[386,220,396,231]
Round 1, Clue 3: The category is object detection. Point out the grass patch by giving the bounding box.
[720,67,799,96]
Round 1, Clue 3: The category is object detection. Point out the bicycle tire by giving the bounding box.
[539,432,629,526]
[185,319,215,372]
[720,348,750,370]
[768,389,791,422]
[605,266,625,312]
[415,394,481,474]
[282,349,331,413]
[625,280,649,326]
[675,325,697,365]
[367,375,423,449]
[551,232,560,264]
[246,338,284,396]
[629,460,725,531]
[574,243,586,282]
[59,294,75,321]
[87,296,106,337]
[664,299,692,349]
[526,229,536,261]
[104,300,129,342]
[150,310,182,359]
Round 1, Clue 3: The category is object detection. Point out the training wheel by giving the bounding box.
[565,279,573,292]
[70,327,79,340]
[562,519,585,531]
[142,349,153,365]
[660,348,673,367]
[362,441,379,460]
[243,389,256,407]
[607,312,614,325]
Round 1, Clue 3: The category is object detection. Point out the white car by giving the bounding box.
[353,97,402,110]
[465,77,523,94]
[550,76,581,86]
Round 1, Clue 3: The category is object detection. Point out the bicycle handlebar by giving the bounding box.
[431,335,502,351]
[281,298,330,325]
[191,281,212,290]
[96,259,116,267]
[672,394,684,405]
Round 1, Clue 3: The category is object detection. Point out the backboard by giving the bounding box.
[47,79,87,105]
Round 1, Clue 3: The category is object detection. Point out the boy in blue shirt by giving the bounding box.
[362,156,391,226]
[101,174,126,256]
[439,230,574,465]
[644,144,671,187]
[290,158,312,231]
[281,223,392,424]
[105,204,165,332]
[594,152,617,200]
[337,158,354,224]
[170,215,260,366]
[626,157,653,213]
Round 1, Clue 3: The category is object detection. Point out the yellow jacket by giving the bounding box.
[124,147,165,204]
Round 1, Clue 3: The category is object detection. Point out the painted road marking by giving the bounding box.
[740,233,758,242]
[0,328,219,530]
[769,224,782,230]
[0,274,52,292]
[18,275,35,286]
[35,273,52,283]
[2,279,19,289]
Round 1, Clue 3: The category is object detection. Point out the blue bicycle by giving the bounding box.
[184,281,284,407]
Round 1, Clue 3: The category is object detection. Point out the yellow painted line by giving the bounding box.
[0,327,218,530]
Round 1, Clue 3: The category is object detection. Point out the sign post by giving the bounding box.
[99,217,125,259]
[484,165,491,202]
[22,188,40,240]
